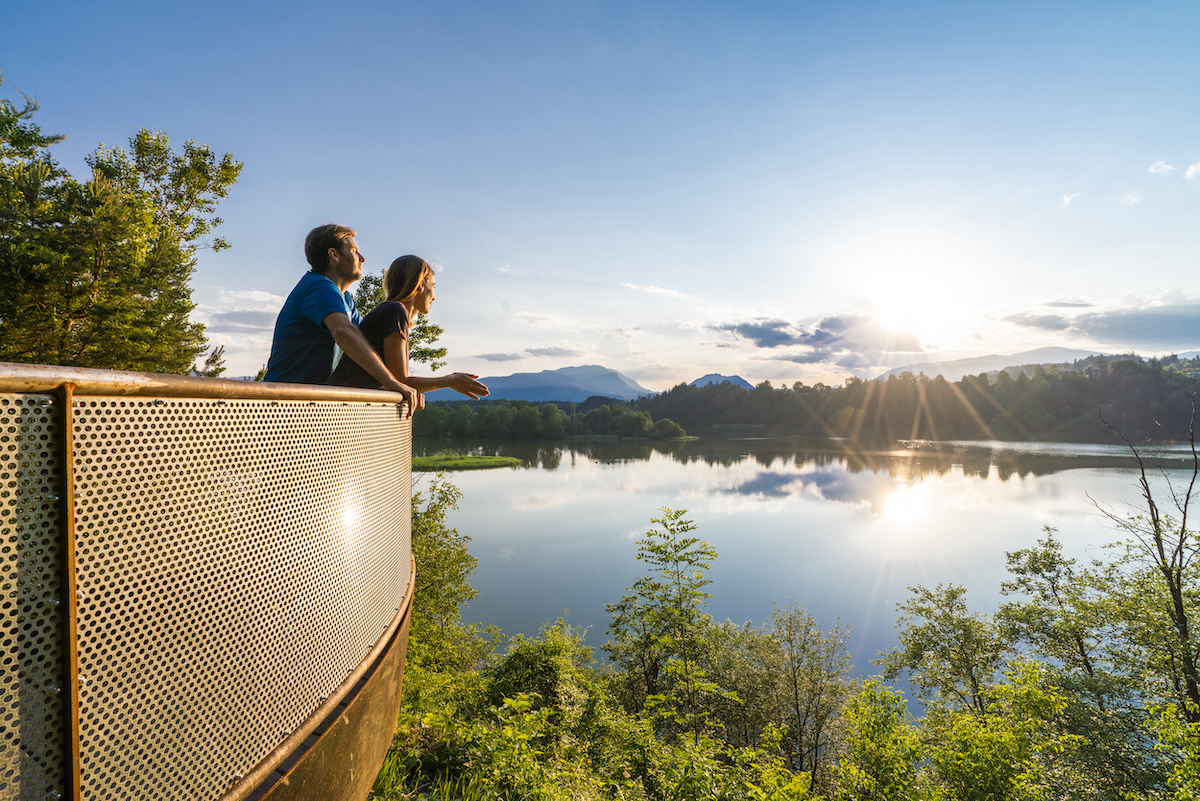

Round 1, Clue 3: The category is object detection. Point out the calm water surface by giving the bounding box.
[415,437,1197,673]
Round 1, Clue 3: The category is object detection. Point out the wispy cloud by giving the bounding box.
[1187,161,1200,180]
[1149,160,1175,173]
[1121,194,1142,205]
[513,311,576,329]
[526,345,585,357]
[1062,192,1080,205]
[1043,300,1092,308]
[621,283,688,299]
[205,309,280,333]
[477,352,524,361]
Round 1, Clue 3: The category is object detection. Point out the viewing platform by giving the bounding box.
[0,363,415,801]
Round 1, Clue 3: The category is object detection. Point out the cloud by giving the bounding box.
[1149,160,1176,173]
[204,309,280,333]
[1187,162,1200,180]
[1062,192,1080,205]
[1002,312,1071,332]
[712,311,924,368]
[1121,194,1142,205]
[1043,300,1092,308]
[621,283,688,299]
[477,352,524,361]
[526,346,585,357]
[723,468,892,513]
[1004,292,1200,348]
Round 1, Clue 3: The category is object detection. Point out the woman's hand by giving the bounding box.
[447,373,489,399]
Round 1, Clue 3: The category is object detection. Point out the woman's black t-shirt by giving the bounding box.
[325,300,410,388]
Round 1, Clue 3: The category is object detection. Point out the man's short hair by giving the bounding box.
[305,224,356,273]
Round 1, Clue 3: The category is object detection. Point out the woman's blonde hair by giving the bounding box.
[384,255,433,302]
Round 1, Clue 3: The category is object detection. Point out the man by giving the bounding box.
[264,223,421,413]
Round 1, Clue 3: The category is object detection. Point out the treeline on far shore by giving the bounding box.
[419,356,1200,444]
[413,398,687,440]
[635,356,1199,444]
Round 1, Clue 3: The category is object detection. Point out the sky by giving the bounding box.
[5,0,1200,388]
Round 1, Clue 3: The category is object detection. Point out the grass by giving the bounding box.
[412,455,522,471]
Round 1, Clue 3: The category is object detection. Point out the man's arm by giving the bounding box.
[324,312,423,416]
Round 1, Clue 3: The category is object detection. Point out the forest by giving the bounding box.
[371,441,1200,800]
[418,357,1200,445]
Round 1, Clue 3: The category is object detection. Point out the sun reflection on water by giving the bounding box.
[882,483,928,526]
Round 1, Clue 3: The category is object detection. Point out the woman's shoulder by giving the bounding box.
[360,300,411,333]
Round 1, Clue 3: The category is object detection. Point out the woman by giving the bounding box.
[327,255,489,400]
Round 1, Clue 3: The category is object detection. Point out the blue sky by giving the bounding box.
[6,1,1200,387]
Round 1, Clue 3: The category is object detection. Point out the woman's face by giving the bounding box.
[411,273,436,315]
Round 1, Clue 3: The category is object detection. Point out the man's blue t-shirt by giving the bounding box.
[264,271,361,384]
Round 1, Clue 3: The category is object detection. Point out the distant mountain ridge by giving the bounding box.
[425,364,651,402]
[877,348,1110,383]
[690,374,753,389]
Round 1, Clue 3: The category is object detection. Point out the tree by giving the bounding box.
[353,269,448,370]
[879,584,1006,715]
[923,663,1083,801]
[0,79,240,373]
[770,602,853,787]
[997,529,1164,796]
[407,474,489,672]
[605,508,717,712]
[833,680,922,801]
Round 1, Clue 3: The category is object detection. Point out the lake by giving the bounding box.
[414,436,1198,674]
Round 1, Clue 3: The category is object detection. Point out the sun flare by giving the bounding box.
[883,484,927,526]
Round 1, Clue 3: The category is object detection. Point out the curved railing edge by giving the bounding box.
[221,554,417,801]
[0,362,410,404]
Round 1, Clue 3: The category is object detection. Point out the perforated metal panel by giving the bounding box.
[0,394,66,801]
[70,397,411,801]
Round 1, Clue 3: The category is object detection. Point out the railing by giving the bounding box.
[0,364,415,801]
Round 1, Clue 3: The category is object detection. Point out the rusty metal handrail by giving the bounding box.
[0,362,410,404]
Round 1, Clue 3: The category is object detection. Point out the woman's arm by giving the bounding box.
[383,333,489,399]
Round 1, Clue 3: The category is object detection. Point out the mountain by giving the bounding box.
[689,374,753,390]
[876,347,1109,383]
[425,364,652,402]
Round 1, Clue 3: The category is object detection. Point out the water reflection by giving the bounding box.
[414,435,1193,489]
[432,435,1188,675]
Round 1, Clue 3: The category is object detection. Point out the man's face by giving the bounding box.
[327,237,365,287]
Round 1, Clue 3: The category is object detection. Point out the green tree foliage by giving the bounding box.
[415,399,687,440]
[770,602,853,786]
[0,78,240,373]
[604,508,717,713]
[354,268,447,370]
[923,663,1083,801]
[879,584,1006,714]
[833,679,922,801]
[635,360,1200,444]
[407,474,490,673]
[997,530,1165,796]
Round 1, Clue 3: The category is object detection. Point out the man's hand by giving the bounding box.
[383,378,423,416]
[325,311,422,416]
